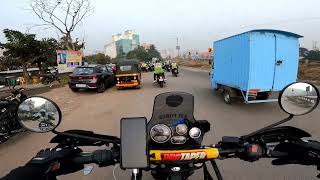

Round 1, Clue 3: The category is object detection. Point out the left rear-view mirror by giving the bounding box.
[16,96,62,133]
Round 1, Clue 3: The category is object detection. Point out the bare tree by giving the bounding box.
[30,0,93,50]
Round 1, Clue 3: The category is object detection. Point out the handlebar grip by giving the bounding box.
[72,150,114,165]
[268,150,288,158]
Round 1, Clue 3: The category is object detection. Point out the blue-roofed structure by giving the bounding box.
[211,29,302,104]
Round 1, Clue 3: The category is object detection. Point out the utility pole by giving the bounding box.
[312,41,318,51]
[176,37,180,58]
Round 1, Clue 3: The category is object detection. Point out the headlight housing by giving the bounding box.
[189,127,201,139]
[150,124,171,143]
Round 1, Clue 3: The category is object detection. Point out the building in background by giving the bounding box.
[116,39,133,56]
[183,49,199,59]
[123,30,140,49]
[160,49,175,59]
[142,43,153,50]
[182,49,213,60]
[104,42,117,58]
[105,30,140,58]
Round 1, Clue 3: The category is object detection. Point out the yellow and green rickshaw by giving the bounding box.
[115,60,141,89]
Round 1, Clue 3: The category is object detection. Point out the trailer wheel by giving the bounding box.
[223,90,233,104]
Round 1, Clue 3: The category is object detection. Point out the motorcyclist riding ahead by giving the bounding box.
[32,109,55,130]
[171,62,179,72]
[153,60,166,83]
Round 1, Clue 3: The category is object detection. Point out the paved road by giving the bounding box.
[1,68,320,180]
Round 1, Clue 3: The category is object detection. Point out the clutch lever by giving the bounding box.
[50,129,120,146]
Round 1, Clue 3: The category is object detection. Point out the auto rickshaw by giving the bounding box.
[115,60,141,89]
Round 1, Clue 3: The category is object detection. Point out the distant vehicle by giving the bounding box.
[155,73,165,88]
[107,63,117,75]
[40,67,60,85]
[211,29,302,104]
[115,60,141,89]
[0,77,27,143]
[68,64,115,93]
[141,62,148,72]
[171,62,179,77]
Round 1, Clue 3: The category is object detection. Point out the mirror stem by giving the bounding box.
[242,114,294,140]
[52,129,61,134]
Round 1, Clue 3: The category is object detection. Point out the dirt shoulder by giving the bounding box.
[177,59,320,84]
[298,63,320,84]
[176,59,211,71]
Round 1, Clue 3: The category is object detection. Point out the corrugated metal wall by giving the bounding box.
[272,34,299,90]
[212,33,250,90]
[212,30,301,92]
[248,32,300,91]
[248,32,276,91]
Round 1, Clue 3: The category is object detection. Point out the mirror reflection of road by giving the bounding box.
[284,96,317,113]
[0,68,319,180]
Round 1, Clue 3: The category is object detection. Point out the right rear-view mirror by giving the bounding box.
[279,82,319,116]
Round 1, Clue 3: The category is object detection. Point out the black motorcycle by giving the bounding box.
[172,68,179,77]
[0,83,27,143]
[148,64,155,72]
[14,82,320,179]
[155,74,166,88]
[165,64,171,72]
[40,68,60,85]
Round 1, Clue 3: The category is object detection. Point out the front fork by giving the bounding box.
[145,160,224,180]
[210,159,223,180]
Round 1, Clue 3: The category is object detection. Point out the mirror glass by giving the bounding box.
[17,97,61,132]
[280,82,319,115]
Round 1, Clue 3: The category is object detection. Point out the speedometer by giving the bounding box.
[150,124,172,143]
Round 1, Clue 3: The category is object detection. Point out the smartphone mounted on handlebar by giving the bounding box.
[120,117,149,169]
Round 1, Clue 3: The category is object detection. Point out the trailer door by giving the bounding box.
[249,32,275,91]
[273,35,299,91]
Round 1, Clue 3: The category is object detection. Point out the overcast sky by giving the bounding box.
[1,0,320,54]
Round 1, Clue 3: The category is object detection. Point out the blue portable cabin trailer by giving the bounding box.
[211,29,303,104]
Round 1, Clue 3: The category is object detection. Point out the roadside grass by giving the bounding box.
[59,74,70,86]
[298,63,320,84]
[176,59,211,70]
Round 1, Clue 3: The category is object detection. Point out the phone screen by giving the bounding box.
[120,117,148,169]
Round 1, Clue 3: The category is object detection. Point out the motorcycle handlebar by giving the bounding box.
[72,150,115,165]
[70,146,286,166]
[68,141,298,167]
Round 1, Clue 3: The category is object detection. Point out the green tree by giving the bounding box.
[59,36,84,51]
[126,45,162,62]
[33,38,60,73]
[147,45,162,60]
[299,47,309,58]
[85,53,111,64]
[1,29,41,82]
[126,50,137,59]
[126,46,157,62]
[307,50,320,60]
